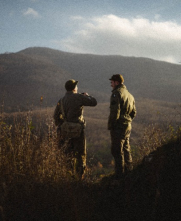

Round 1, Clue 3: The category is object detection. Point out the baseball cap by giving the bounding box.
[65,79,78,91]
[109,74,124,83]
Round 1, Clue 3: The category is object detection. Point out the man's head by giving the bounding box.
[109,74,124,89]
[65,79,78,92]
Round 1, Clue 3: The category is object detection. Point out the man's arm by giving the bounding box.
[53,100,63,126]
[130,100,136,120]
[81,93,97,107]
[108,92,120,130]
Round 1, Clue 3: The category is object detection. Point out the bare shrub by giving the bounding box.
[0,112,70,185]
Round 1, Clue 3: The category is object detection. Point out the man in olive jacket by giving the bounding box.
[108,74,136,178]
[54,79,97,179]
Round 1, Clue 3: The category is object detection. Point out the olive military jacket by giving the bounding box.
[54,91,97,127]
[108,84,136,130]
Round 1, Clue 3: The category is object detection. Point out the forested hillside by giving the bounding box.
[0,47,181,112]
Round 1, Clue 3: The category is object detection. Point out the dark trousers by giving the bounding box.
[58,128,86,178]
[110,123,133,175]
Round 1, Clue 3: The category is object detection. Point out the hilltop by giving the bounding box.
[0,115,180,221]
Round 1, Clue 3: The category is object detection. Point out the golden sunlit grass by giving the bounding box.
[0,101,180,220]
[0,113,69,184]
[1,101,180,183]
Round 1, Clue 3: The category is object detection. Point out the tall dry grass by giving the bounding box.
[1,101,180,183]
[0,110,70,185]
[0,101,180,221]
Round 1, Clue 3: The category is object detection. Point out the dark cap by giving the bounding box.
[109,74,124,84]
[65,79,78,91]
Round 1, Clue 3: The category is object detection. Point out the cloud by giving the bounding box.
[59,15,181,63]
[70,16,84,21]
[23,8,40,18]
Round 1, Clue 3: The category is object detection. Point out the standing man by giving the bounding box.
[54,79,97,180]
[108,74,136,178]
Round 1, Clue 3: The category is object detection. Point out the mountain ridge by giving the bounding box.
[0,47,180,112]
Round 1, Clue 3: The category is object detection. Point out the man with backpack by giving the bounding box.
[54,79,97,180]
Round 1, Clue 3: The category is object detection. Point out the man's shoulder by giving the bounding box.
[118,84,126,91]
[112,85,124,95]
[64,93,83,104]
[56,97,63,106]
[65,92,82,97]
[111,90,120,100]
[64,93,80,100]
[70,93,84,101]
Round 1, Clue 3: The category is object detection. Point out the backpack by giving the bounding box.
[60,100,82,138]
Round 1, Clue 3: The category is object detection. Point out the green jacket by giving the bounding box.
[54,91,97,127]
[108,84,136,130]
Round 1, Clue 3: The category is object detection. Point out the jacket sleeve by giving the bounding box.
[53,100,63,126]
[108,92,120,130]
[130,100,136,120]
[81,95,97,107]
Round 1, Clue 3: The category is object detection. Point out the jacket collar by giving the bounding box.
[112,84,125,92]
[66,91,74,95]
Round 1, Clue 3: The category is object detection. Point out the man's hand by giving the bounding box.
[81,92,89,96]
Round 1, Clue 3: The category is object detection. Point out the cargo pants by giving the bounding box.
[58,128,86,179]
[110,123,133,176]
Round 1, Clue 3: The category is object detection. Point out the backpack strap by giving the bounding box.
[60,99,66,121]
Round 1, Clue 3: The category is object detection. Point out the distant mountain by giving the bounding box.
[0,47,180,112]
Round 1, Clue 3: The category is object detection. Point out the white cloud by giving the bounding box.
[70,16,84,21]
[23,8,40,18]
[58,15,181,63]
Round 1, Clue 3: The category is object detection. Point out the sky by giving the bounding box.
[1,0,181,63]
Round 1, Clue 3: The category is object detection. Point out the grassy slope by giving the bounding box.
[0,101,181,220]
[1,136,180,221]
